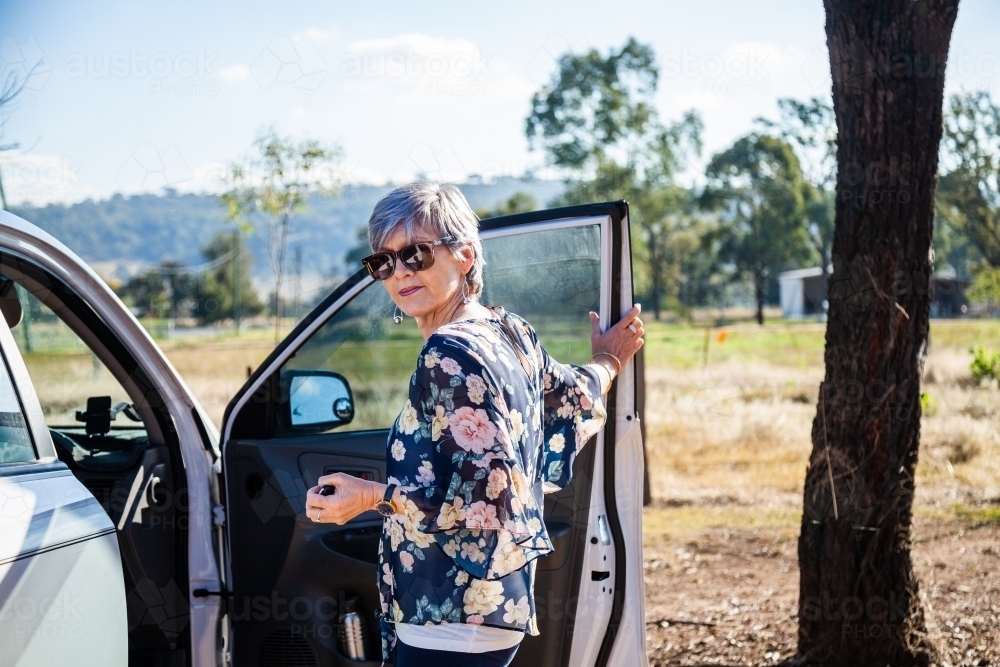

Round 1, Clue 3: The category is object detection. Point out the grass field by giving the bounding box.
[639,318,999,514]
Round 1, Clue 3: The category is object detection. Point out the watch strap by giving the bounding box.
[383,483,397,503]
[377,483,398,517]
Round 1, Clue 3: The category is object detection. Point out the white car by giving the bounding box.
[0,202,647,667]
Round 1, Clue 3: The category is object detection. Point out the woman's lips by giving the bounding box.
[399,286,422,297]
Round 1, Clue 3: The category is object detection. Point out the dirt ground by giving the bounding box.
[642,515,999,666]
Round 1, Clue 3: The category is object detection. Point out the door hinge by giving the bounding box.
[212,504,226,526]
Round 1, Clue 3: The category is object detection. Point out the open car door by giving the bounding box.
[219,201,646,667]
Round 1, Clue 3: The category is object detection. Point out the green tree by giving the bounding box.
[967,264,1000,311]
[192,232,263,324]
[525,37,704,319]
[221,128,342,340]
[120,267,169,319]
[936,90,1000,269]
[758,97,838,271]
[343,226,371,275]
[157,260,196,319]
[474,191,538,219]
[701,133,815,324]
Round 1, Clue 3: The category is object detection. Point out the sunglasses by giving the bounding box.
[361,236,457,281]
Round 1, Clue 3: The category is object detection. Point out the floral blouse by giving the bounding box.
[376,307,607,661]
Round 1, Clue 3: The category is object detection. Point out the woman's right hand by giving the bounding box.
[588,303,645,381]
[305,473,383,524]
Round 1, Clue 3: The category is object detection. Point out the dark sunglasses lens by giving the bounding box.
[400,243,436,272]
[363,254,394,280]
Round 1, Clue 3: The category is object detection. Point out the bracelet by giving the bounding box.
[590,361,612,387]
[589,351,622,375]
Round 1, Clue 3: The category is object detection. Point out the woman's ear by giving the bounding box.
[459,242,475,274]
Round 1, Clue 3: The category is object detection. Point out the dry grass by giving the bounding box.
[641,327,1000,522]
[160,342,276,426]
[643,360,823,507]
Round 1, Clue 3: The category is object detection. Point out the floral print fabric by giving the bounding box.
[377,308,607,661]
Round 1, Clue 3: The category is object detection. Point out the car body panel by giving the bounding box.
[0,469,127,667]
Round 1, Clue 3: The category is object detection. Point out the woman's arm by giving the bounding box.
[305,474,400,523]
[586,303,645,395]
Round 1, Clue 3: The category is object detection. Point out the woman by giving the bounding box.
[305,182,644,667]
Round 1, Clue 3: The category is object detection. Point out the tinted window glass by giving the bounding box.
[0,348,35,464]
[279,223,603,432]
[10,286,134,427]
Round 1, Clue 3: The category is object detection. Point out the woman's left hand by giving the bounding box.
[305,473,382,524]
[589,303,645,369]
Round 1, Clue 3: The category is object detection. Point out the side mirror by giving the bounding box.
[0,278,23,329]
[284,370,355,431]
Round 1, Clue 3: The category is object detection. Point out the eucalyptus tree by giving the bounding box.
[794,1,960,664]
[759,97,838,272]
[525,38,703,319]
[700,133,815,324]
[221,128,341,340]
[936,90,1000,269]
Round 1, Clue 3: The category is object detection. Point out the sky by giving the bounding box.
[1,0,999,207]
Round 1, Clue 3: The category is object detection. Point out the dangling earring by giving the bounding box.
[461,281,471,304]
[393,305,403,325]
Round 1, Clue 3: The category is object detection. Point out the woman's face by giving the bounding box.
[378,224,472,320]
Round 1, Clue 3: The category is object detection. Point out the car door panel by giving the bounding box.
[221,202,644,667]
[225,436,386,666]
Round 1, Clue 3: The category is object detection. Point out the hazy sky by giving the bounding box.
[2,0,998,206]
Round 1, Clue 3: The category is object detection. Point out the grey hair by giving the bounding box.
[367,181,485,297]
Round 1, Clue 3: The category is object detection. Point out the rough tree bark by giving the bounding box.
[794,1,960,665]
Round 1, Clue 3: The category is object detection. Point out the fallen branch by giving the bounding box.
[646,618,718,628]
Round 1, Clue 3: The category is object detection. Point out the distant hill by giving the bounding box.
[10,178,565,283]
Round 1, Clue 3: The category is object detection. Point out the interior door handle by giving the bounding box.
[193,588,231,599]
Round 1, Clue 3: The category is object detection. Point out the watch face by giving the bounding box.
[376,500,394,517]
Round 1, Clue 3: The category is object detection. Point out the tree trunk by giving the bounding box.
[795,1,959,665]
[272,212,291,343]
[754,269,765,325]
[647,226,663,321]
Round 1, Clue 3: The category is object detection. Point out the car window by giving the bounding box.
[9,285,134,427]
[0,345,35,464]
[279,222,603,433]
